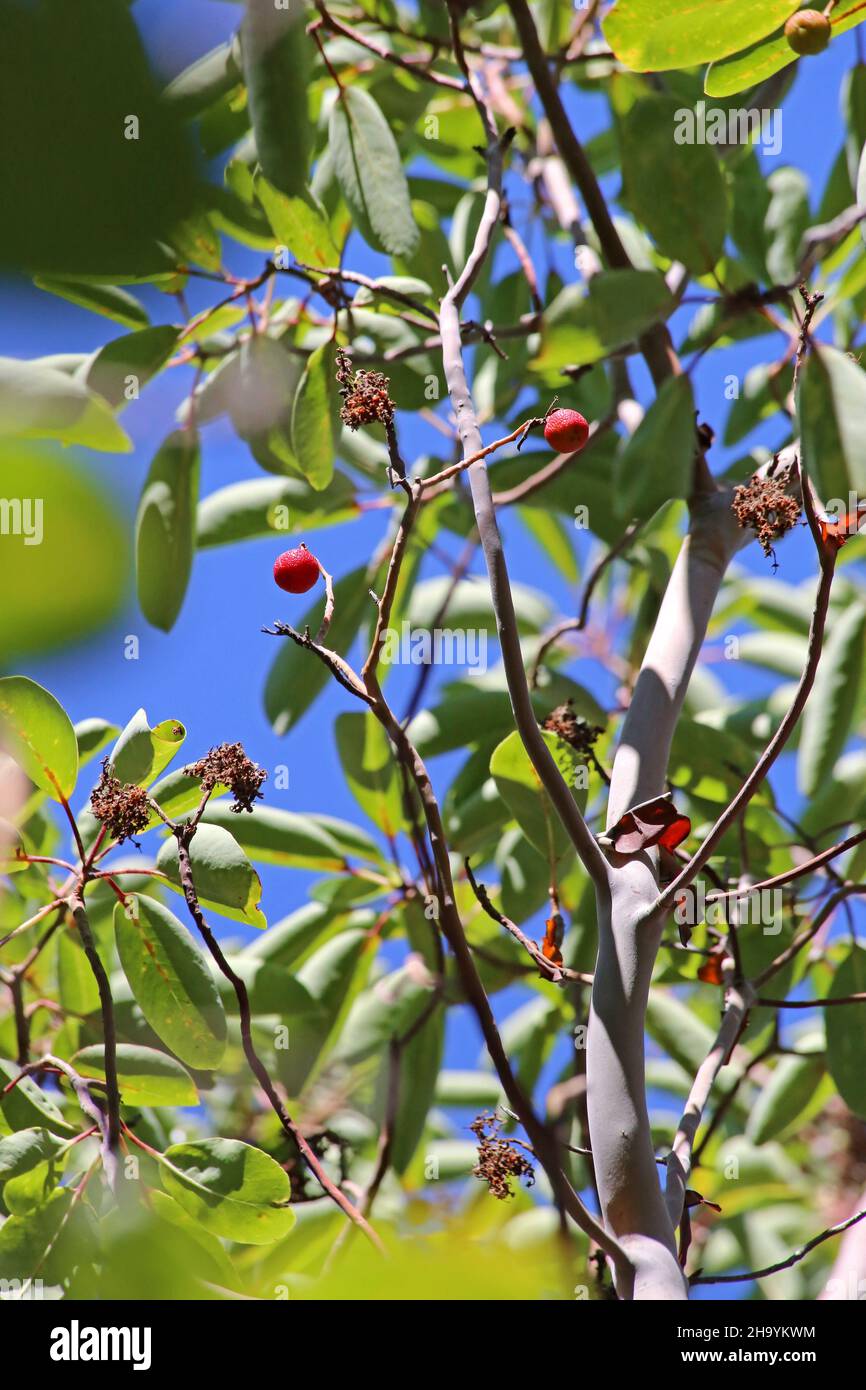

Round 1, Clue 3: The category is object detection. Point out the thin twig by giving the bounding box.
[170,819,383,1250]
[691,1207,866,1285]
[465,859,593,985]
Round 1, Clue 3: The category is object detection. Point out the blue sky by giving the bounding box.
[2,1,863,1292]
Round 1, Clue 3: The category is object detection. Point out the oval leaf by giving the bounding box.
[156,822,266,929]
[159,1136,295,1244]
[620,95,727,274]
[114,893,227,1069]
[798,601,866,797]
[335,711,403,837]
[0,676,78,801]
[290,342,338,491]
[826,945,866,1116]
[328,87,419,257]
[108,707,186,787]
[604,0,795,70]
[746,1053,826,1145]
[614,375,695,519]
[799,344,866,501]
[0,357,131,452]
[135,429,200,632]
[489,729,587,866]
[241,0,311,199]
[73,1043,198,1108]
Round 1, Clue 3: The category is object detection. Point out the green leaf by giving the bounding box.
[241,0,311,199]
[156,822,266,930]
[328,87,419,257]
[335,712,404,837]
[0,445,128,662]
[280,926,377,1089]
[842,64,866,192]
[799,345,866,500]
[135,429,200,632]
[645,990,716,1074]
[331,965,435,1066]
[265,565,370,734]
[746,1052,826,1144]
[353,275,434,309]
[0,1188,95,1283]
[434,1071,503,1108]
[200,802,383,868]
[210,954,322,1022]
[290,343,338,491]
[406,576,551,636]
[0,357,131,452]
[146,767,228,825]
[0,1058,76,1137]
[489,729,587,866]
[196,473,357,548]
[162,39,240,118]
[108,708,186,787]
[114,894,227,1069]
[764,167,811,285]
[705,1,866,98]
[242,900,339,968]
[159,1136,294,1244]
[518,508,579,584]
[256,177,340,268]
[82,324,181,411]
[614,375,695,519]
[620,96,727,273]
[73,1043,198,1108]
[496,828,554,922]
[391,1006,444,1174]
[411,675,605,757]
[603,0,795,70]
[0,1128,67,1181]
[0,676,78,801]
[228,335,298,441]
[826,945,866,1116]
[798,601,866,796]
[169,210,223,274]
[74,718,120,766]
[57,927,100,1015]
[34,277,149,328]
[531,271,674,376]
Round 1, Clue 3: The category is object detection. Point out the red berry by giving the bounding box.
[543,408,589,454]
[273,544,321,594]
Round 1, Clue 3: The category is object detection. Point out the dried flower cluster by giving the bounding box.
[542,699,604,757]
[732,466,801,564]
[90,760,151,843]
[470,1112,535,1200]
[184,742,267,814]
[335,347,394,429]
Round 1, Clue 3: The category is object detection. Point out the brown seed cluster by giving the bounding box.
[90,760,151,843]
[470,1112,535,1201]
[543,699,604,757]
[335,347,394,429]
[184,742,267,814]
[732,466,801,565]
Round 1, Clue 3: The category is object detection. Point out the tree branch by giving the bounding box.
[438,11,610,895]
[172,820,383,1251]
[664,978,754,1227]
[70,890,120,1191]
[505,0,679,389]
[654,543,837,917]
[692,1206,866,1286]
